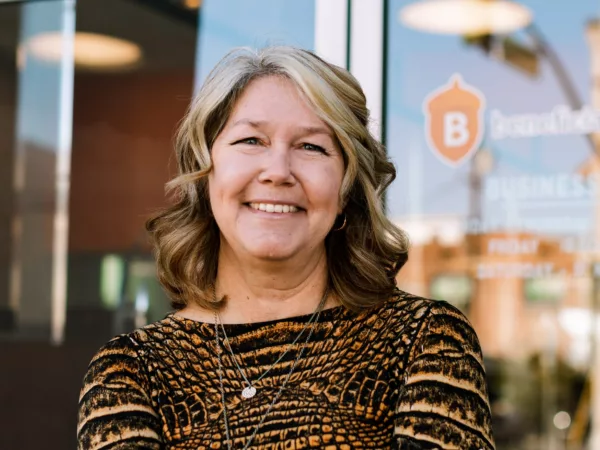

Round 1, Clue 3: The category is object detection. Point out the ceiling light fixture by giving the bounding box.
[26,32,142,69]
[399,0,533,36]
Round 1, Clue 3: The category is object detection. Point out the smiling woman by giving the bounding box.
[77,46,495,449]
[208,76,345,277]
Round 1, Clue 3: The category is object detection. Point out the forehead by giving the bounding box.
[227,75,327,128]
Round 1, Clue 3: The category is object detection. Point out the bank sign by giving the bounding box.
[424,74,600,167]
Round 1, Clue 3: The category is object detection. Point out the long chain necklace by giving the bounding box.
[213,291,327,450]
[217,288,328,400]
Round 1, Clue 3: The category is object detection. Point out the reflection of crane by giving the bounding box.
[467,23,598,157]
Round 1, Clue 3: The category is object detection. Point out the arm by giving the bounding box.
[395,301,495,450]
[77,335,163,450]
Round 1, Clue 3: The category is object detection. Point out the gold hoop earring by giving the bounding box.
[333,213,347,231]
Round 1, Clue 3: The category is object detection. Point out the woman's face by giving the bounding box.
[208,76,345,263]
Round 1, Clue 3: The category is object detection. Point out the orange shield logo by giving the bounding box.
[423,74,485,167]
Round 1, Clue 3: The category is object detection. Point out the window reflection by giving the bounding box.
[389,0,600,448]
[65,0,199,340]
[0,1,315,449]
[195,0,315,84]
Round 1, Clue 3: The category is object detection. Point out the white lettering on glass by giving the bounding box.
[444,112,469,147]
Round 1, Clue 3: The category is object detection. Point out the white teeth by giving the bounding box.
[249,203,299,213]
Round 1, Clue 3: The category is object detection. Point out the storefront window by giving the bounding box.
[64,0,200,342]
[0,0,318,344]
[0,0,75,342]
[0,0,201,344]
[1,0,200,446]
[387,1,600,448]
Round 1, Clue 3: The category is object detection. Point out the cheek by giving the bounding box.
[208,152,251,202]
[308,164,345,213]
[207,159,239,223]
[328,161,345,205]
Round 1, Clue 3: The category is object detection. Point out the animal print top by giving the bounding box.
[77,290,495,449]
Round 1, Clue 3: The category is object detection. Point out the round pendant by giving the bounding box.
[242,386,257,399]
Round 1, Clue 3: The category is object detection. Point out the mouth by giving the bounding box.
[246,202,303,214]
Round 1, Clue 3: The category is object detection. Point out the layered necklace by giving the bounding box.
[213,288,329,450]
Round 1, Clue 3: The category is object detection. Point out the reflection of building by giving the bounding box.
[394,12,600,447]
[397,216,588,364]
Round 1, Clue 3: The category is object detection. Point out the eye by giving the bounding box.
[302,143,326,153]
[234,137,260,145]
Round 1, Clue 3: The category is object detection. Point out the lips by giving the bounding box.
[248,202,300,213]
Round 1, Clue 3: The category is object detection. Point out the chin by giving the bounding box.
[244,242,298,261]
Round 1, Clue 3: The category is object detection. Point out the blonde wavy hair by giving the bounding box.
[147,46,409,311]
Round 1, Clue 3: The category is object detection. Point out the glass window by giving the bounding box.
[0,1,22,338]
[1,0,200,446]
[195,0,315,84]
[65,0,199,341]
[0,0,75,342]
[0,0,201,343]
[0,1,321,448]
[387,1,600,448]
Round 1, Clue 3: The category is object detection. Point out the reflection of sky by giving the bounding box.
[195,0,314,87]
[387,0,600,220]
[16,1,67,150]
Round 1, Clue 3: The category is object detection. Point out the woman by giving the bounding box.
[77,46,495,449]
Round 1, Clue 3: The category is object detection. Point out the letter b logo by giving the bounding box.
[444,112,470,147]
[423,75,485,167]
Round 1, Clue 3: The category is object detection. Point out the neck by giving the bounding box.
[213,244,334,324]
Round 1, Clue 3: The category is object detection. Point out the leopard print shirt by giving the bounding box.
[77,291,495,449]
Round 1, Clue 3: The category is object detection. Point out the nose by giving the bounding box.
[257,145,296,186]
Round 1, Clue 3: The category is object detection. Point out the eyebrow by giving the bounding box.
[230,118,333,138]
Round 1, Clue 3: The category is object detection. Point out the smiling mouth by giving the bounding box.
[247,202,301,213]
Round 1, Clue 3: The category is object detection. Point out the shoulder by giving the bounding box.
[83,316,177,374]
[127,314,179,346]
[86,334,140,367]
[379,288,468,326]
[387,290,485,365]
[81,334,145,389]
[379,289,481,349]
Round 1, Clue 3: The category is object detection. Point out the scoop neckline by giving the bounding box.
[166,303,349,329]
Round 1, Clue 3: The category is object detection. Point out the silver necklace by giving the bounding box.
[217,289,328,400]
[214,291,327,450]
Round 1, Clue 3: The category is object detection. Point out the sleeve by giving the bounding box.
[394,301,495,450]
[77,335,164,450]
